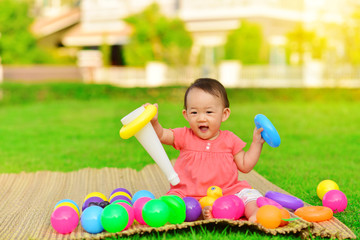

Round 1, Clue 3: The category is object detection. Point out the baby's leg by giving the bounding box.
[244,200,259,223]
[202,206,213,220]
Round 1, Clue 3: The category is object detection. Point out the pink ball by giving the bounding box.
[212,195,242,220]
[116,202,134,230]
[226,195,245,219]
[51,206,79,234]
[257,196,283,209]
[133,197,152,224]
[322,190,347,213]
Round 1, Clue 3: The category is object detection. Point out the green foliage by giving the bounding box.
[224,20,265,64]
[123,3,193,67]
[0,0,52,64]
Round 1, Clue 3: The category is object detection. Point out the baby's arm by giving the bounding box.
[144,103,174,145]
[234,127,265,173]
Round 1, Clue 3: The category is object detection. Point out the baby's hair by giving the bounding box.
[184,78,230,109]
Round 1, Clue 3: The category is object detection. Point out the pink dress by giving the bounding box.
[167,127,252,200]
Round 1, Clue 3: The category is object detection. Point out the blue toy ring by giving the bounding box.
[254,114,280,148]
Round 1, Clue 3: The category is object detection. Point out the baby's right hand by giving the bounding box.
[143,103,159,124]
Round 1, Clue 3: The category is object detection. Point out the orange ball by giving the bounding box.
[199,196,216,209]
[256,205,282,229]
[279,208,291,227]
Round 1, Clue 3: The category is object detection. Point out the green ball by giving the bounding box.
[112,199,132,206]
[160,195,186,224]
[101,204,129,233]
[142,199,169,227]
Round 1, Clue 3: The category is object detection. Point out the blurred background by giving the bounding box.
[1,0,360,88]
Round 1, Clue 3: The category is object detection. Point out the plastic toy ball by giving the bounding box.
[110,191,132,202]
[80,206,104,234]
[183,197,202,222]
[51,206,79,234]
[131,190,155,205]
[142,199,170,227]
[112,199,132,206]
[110,188,133,199]
[116,202,134,230]
[110,195,132,204]
[212,196,238,220]
[279,208,291,227]
[322,190,347,213]
[256,205,282,229]
[101,204,129,233]
[160,195,186,224]
[82,196,104,211]
[54,202,80,216]
[133,197,152,224]
[55,199,80,213]
[224,195,245,219]
[317,180,339,200]
[254,114,281,148]
[83,192,107,202]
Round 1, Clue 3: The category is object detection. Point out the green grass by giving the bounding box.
[0,83,359,239]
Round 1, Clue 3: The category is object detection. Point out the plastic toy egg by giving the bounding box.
[223,195,245,219]
[256,205,282,229]
[132,190,155,204]
[317,180,339,200]
[207,186,223,198]
[142,199,169,227]
[279,208,291,227]
[54,199,80,213]
[212,196,237,220]
[322,190,347,213]
[80,206,104,234]
[82,196,104,211]
[160,195,186,224]
[116,202,134,230]
[110,188,133,199]
[51,206,79,234]
[101,204,129,233]
[183,197,202,222]
[133,197,152,224]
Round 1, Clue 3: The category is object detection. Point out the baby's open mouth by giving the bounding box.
[199,126,209,132]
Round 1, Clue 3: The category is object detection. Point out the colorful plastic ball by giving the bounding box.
[110,188,133,199]
[82,196,104,211]
[199,196,216,209]
[101,204,129,233]
[83,192,107,202]
[183,197,202,222]
[322,190,347,213]
[116,202,134,230]
[51,206,79,234]
[132,190,155,204]
[80,206,104,234]
[55,199,80,213]
[317,180,339,200]
[257,196,283,209]
[133,197,152,225]
[112,199,132,206]
[142,199,169,227]
[212,196,238,220]
[160,195,186,224]
[256,205,282,229]
[279,208,291,227]
[224,195,245,219]
[55,202,80,216]
[110,191,132,202]
[110,195,132,204]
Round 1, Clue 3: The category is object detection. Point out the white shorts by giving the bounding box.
[235,188,262,205]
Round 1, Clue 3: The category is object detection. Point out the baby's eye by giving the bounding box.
[206,111,213,114]
[190,111,197,115]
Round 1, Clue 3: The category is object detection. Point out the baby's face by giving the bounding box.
[183,88,229,140]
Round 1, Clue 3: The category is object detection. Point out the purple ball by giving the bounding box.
[183,197,202,222]
[109,195,132,204]
[110,188,133,198]
[82,196,103,211]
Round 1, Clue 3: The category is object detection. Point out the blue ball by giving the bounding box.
[131,190,155,204]
[81,206,104,234]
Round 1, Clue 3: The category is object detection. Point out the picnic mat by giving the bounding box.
[0,161,356,240]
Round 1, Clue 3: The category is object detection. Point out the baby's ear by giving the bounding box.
[182,109,188,121]
[222,108,231,122]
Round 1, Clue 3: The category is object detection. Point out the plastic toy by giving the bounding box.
[317,180,339,200]
[120,105,180,186]
[110,191,132,202]
[142,199,170,227]
[51,205,79,234]
[212,195,244,220]
[133,196,152,224]
[101,204,129,233]
[110,188,133,199]
[54,202,80,216]
[183,197,202,222]
[279,208,291,227]
[110,195,132,204]
[295,206,333,222]
[199,186,223,209]
[322,190,347,213]
[131,190,155,204]
[82,196,104,211]
[80,206,104,234]
[83,192,107,203]
[116,202,134,230]
[112,199,132,206]
[257,196,283,209]
[256,205,282,229]
[55,199,80,213]
[160,195,186,224]
[223,195,245,219]
[265,191,304,210]
[254,114,281,148]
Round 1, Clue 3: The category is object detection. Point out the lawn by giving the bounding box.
[0,83,359,239]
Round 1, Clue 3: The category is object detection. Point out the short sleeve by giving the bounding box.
[228,131,246,155]
[171,127,188,150]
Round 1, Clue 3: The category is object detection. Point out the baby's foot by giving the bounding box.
[248,214,257,223]
[202,206,213,220]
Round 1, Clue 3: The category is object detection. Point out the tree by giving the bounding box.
[224,20,265,64]
[0,0,51,64]
[123,3,193,67]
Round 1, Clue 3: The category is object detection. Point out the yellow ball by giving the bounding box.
[317,180,339,200]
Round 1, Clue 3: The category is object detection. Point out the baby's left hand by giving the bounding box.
[253,127,265,145]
